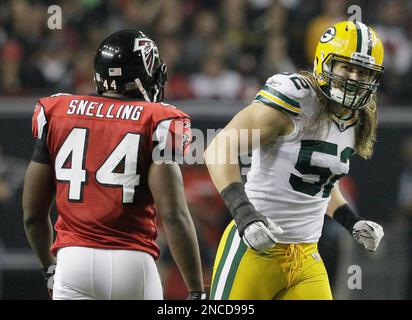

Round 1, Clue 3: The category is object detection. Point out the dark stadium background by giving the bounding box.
[1,0,412,299]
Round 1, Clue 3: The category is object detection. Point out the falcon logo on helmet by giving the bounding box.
[133,38,160,76]
[93,30,167,102]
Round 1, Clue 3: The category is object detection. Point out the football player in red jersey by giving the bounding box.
[22,30,206,300]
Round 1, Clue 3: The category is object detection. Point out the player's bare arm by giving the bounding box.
[148,161,204,295]
[204,101,293,192]
[326,184,348,218]
[22,161,56,268]
[203,102,293,251]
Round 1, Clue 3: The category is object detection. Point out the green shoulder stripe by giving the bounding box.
[255,93,300,117]
[262,84,301,109]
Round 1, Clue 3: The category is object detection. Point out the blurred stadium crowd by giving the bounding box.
[1,0,412,105]
[1,0,412,300]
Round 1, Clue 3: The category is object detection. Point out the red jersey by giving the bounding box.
[31,93,191,259]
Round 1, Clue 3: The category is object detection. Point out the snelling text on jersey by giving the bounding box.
[67,99,143,121]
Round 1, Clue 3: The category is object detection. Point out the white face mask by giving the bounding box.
[329,86,366,108]
[320,55,382,109]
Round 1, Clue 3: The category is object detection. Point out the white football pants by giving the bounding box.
[53,247,163,300]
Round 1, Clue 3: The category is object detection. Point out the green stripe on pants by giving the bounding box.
[221,240,247,299]
[210,224,237,299]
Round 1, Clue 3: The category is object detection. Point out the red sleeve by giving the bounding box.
[31,101,50,163]
[152,117,192,164]
[32,103,42,139]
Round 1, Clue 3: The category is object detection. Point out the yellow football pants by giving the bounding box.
[210,221,333,300]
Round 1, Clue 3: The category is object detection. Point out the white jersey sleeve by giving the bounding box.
[254,73,314,118]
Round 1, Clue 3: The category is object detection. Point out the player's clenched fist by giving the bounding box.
[353,221,384,252]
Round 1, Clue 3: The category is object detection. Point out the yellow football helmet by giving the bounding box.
[313,21,384,110]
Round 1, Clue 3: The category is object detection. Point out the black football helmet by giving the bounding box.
[94,30,167,102]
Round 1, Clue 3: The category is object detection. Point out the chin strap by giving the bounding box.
[152,86,160,102]
[134,78,151,102]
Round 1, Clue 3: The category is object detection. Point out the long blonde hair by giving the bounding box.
[300,71,378,159]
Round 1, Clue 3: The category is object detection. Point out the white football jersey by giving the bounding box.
[245,73,357,243]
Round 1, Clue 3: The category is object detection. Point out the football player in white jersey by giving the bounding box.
[204,21,385,300]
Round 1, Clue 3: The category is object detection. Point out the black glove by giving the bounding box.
[187,291,207,300]
[42,264,56,299]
